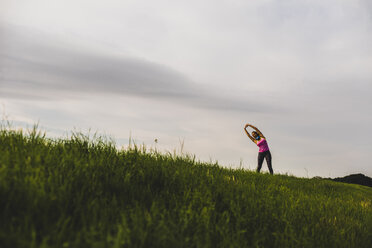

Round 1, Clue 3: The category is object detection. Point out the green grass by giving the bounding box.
[0,126,371,248]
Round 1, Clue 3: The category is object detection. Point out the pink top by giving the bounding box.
[257,138,269,153]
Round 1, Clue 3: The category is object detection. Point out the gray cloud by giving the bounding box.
[0,24,273,113]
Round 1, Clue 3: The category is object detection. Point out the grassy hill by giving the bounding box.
[0,127,371,248]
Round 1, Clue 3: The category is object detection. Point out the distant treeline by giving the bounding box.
[330,174,372,188]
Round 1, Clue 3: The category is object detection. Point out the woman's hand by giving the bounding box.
[244,124,250,129]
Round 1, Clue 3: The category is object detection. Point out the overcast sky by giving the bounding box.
[1,0,372,177]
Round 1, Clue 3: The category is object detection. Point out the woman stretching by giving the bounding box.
[244,123,273,175]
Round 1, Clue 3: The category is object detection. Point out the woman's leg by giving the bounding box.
[257,152,265,172]
[265,151,273,175]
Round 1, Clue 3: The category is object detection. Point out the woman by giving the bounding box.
[244,123,273,175]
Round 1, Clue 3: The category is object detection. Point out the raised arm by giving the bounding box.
[244,124,256,143]
[249,124,266,139]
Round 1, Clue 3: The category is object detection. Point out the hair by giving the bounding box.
[252,131,258,137]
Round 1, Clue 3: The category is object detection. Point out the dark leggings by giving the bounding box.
[257,150,273,174]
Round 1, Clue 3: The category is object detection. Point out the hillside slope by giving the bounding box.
[0,128,371,248]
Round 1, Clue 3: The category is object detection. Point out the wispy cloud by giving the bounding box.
[0,24,274,113]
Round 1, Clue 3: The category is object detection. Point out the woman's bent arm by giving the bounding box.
[244,124,256,143]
